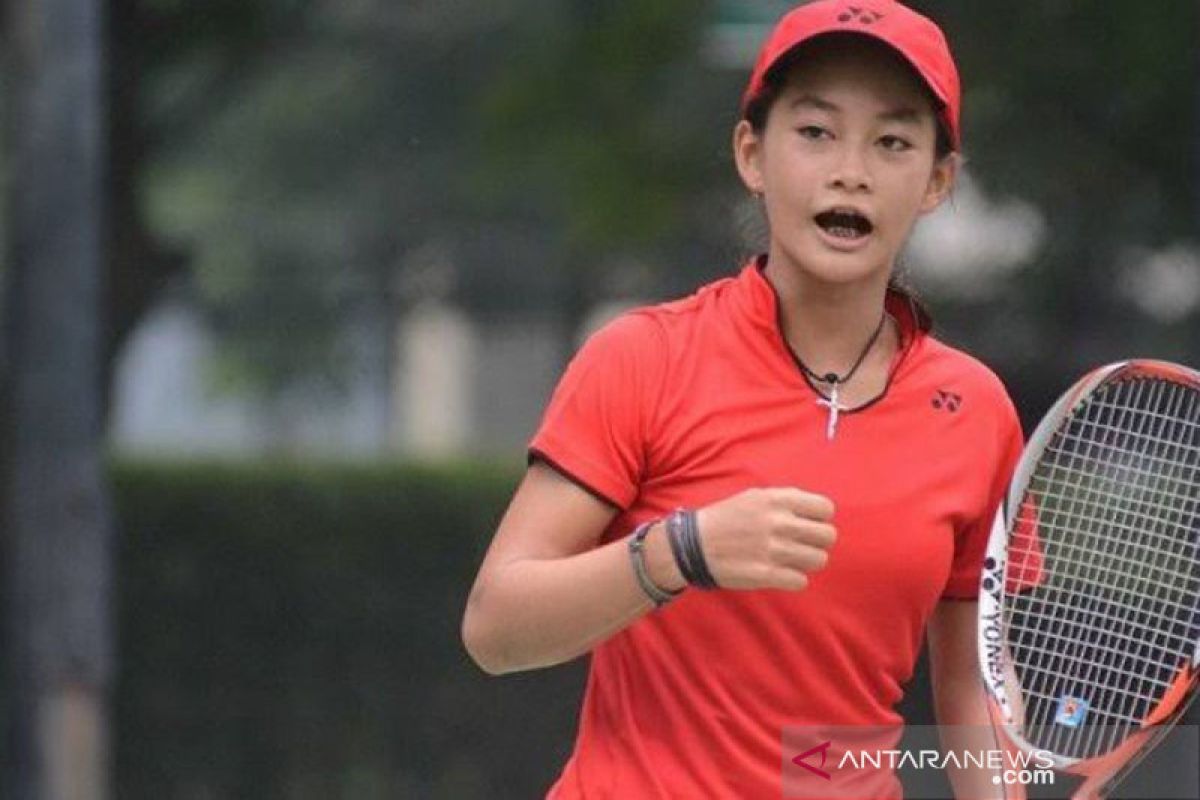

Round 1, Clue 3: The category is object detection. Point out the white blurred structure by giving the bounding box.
[111,301,265,455]
[393,300,475,457]
[906,171,1047,300]
[1119,244,1200,323]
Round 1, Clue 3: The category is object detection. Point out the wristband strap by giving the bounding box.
[666,510,699,586]
[667,508,719,590]
[681,509,719,589]
[628,522,682,608]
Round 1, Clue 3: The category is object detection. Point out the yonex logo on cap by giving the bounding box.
[837,6,884,26]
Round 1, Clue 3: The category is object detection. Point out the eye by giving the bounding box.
[796,125,830,141]
[879,134,913,152]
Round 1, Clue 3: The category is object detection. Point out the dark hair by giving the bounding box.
[740,38,946,331]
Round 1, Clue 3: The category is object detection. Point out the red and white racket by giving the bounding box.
[978,360,1200,799]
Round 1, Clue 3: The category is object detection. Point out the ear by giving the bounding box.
[732,119,766,196]
[918,152,960,215]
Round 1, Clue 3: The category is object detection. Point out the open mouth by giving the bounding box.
[814,209,874,240]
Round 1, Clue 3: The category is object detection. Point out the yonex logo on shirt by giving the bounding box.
[838,6,884,25]
[932,390,962,413]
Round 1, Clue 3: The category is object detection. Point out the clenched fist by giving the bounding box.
[695,487,837,591]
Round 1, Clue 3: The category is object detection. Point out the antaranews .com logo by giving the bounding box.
[782,725,1057,799]
[793,742,1054,786]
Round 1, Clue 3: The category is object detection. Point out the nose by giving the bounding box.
[827,144,872,193]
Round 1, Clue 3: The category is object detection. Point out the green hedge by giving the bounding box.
[113,459,585,799]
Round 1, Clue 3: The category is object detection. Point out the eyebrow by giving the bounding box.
[788,93,924,125]
[878,106,923,125]
[789,93,840,113]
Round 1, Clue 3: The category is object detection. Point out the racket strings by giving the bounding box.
[1024,468,1199,530]
[1031,379,1200,756]
[1001,376,1200,759]
[1038,378,1200,756]
[1017,386,1192,756]
[1007,599,1192,671]
[1007,525,1198,610]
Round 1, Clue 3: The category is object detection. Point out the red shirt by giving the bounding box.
[529,261,1023,799]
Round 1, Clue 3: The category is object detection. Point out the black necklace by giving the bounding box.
[793,312,887,440]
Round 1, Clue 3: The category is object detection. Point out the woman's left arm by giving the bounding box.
[928,600,1008,799]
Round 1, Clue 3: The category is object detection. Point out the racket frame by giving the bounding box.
[976,360,1200,794]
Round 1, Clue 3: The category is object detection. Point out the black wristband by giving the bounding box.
[666,508,718,590]
[666,510,699,586]
[681,509,719,589]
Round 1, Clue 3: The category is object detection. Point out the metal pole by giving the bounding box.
[4,0,113,796]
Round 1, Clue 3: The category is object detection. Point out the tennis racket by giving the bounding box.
[978,359,1200,799]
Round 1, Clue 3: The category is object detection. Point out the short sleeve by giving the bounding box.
[528,312,666,510]
[941,394,1025,600]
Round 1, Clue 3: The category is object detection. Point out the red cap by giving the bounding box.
[741,0,961,149]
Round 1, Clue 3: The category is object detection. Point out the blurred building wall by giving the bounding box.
[110,293,566,459]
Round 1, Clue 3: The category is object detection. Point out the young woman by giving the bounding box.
[463,2,1022,797]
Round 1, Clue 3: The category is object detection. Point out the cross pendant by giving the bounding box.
[816,382,847,440]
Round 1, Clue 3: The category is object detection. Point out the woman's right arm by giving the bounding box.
[460,461,684,675]
[461,462,837,675]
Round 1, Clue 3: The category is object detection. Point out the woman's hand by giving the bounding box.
[695,487,837,591]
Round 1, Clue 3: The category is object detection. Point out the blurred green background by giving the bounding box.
[3,0,1199,797]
